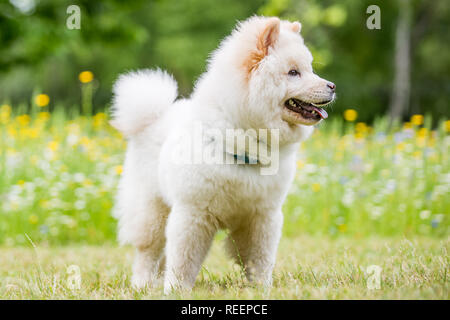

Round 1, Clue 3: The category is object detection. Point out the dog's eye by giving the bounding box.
[288,69,300,77]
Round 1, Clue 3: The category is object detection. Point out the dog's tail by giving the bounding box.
[110,69,178,137]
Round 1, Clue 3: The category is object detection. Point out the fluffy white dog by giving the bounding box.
[111,16,335,293]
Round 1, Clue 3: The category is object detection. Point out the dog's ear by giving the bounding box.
[244,18,280,77]
[291,21,302,33]
[257,17,280,54]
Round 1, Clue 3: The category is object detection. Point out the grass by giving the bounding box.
[0,101,448,299]
[0,235,448,299]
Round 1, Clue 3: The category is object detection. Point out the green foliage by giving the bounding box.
[0,0,448,121]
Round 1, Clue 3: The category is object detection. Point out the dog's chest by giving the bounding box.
[204,164,294,222]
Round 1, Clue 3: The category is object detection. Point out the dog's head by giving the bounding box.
[239,17,335,128]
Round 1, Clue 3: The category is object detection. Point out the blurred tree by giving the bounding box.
[0,0,448,121]
[276,0,449,122]
[389,0,412,122]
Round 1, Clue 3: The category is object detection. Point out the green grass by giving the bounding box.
[0,106,448,299]
[0,235,448,299]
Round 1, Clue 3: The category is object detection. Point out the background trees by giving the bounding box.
[0,0,448,122]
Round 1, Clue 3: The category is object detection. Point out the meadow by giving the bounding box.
[1,0,449,300]
[0,102,448,245]
[0,237,448,299]
[0,95,449,299]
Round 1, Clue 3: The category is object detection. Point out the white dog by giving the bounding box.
[111,16,335,293]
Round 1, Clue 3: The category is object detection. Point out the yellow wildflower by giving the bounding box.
[416,137,426,148]
[396,142,405,151]
[47,141,59,151]
[403,122,412,130]
[24,127,39,139]
[343,109,357,122]
[297,160,305,169]
[0,104,11,113]
[7,125,17,137]
[417,127,428,138]
[0,104,11,124]
[444,120,450,133]
[35,94,50,107]
[39,200,49,209]
[94,112,106,119]
[411,114,423,126]
[80,136,91,146]
[338,224,347,232]
[16,114,30,126]
[355,122,367,133]
[312,183,321,192]
[93,112,107,127]
[413,151,422,159]
[79,71,94,83]
[38,112,50,121]
[29,215,39,224]
[428,134,436,147]
[337,138,347,151]
[115,165,123,175]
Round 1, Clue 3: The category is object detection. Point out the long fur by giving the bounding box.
[111,69,178,137]
[110,16,335,293]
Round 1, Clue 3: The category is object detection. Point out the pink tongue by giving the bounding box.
[313,107,328,119]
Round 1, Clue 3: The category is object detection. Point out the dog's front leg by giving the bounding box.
[163,205,217,294]
[227,211,283,286]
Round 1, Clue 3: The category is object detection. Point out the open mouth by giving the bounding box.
[284,98,329,121]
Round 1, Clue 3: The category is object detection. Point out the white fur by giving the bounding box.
[111,16,334,293]
[111,69,178,137]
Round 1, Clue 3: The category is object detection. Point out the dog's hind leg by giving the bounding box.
[225,211,283,286]
[163,205,217,293]
[119,196,170,289]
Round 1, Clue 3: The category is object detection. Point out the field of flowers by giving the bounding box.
[0,97,449,246]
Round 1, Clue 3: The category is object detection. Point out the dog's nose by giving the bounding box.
[327,82,336,91]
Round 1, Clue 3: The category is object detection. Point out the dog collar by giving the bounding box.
[224,133,269,165]
[230,152,259,164]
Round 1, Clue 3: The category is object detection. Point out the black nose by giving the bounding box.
[327,82,336,91]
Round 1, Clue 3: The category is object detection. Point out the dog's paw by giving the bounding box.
[163,273,193,295]
[131,273,162,290]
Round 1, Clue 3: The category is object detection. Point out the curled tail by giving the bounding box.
[110,69,178,137]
